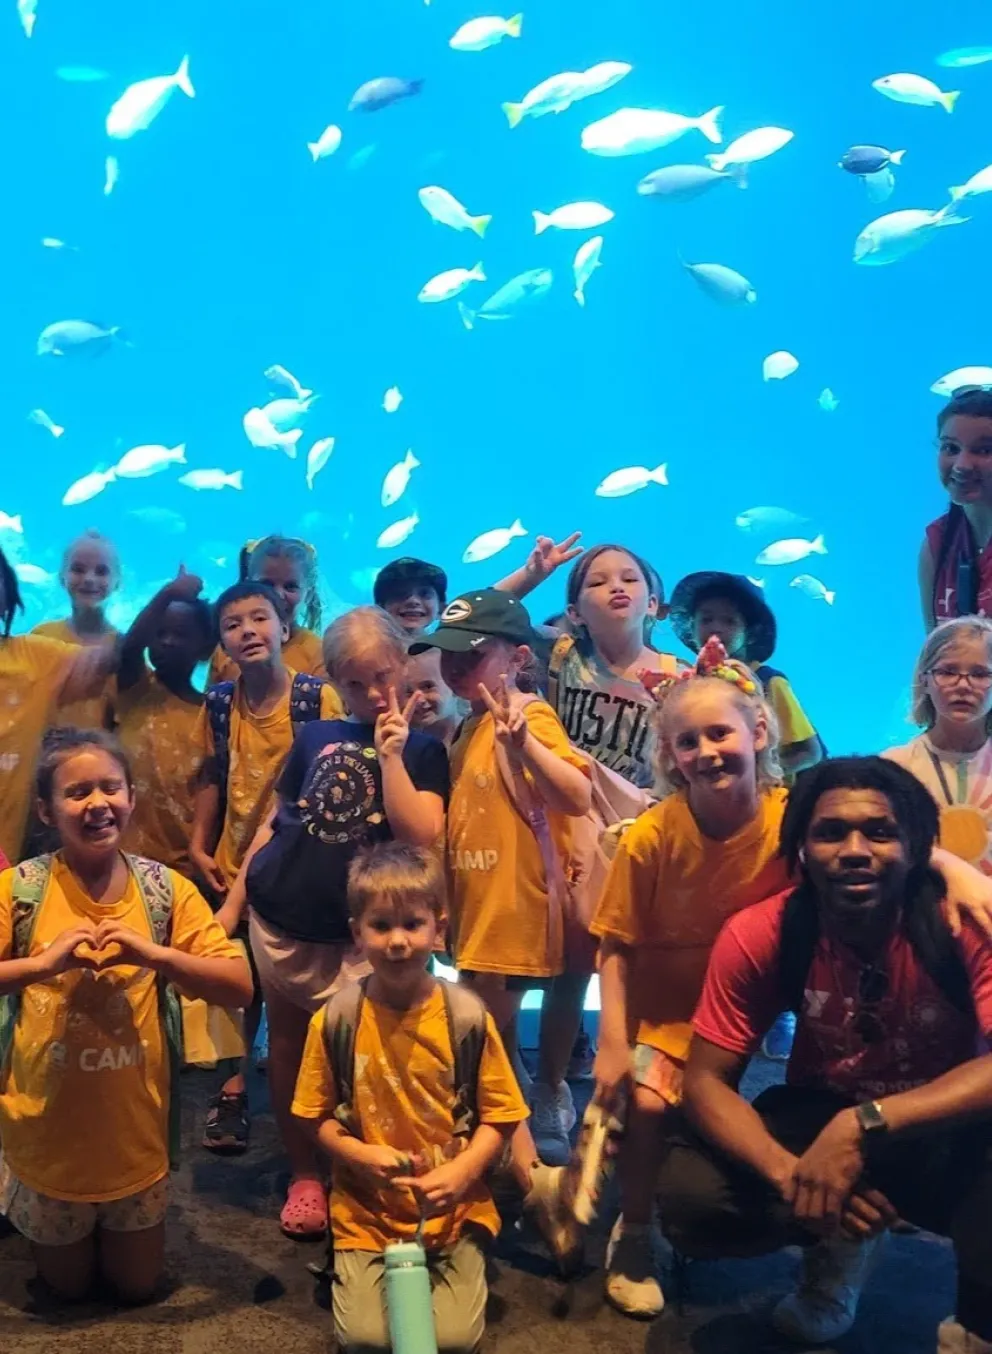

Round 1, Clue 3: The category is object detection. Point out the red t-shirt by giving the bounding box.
[694,889,992,1102]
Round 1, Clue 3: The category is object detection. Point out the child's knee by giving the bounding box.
[632,1082,669,1120]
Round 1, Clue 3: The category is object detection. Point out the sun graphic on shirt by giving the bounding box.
[936,742,992,874]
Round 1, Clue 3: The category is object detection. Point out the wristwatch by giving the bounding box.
[854,1100,888,1139]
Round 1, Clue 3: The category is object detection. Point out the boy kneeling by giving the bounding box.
[292,843,529,1354]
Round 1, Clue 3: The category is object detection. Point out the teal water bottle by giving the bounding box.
[384,1239,438,1354]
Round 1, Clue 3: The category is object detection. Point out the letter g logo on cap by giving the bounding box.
[442,599,473,623]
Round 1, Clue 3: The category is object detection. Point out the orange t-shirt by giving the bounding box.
[32,620,117,732]
[208,627,326,685]
[292,982,528,1251]
[0,855,243,1201]
[447,701,590,978]
[591,787,790,1060]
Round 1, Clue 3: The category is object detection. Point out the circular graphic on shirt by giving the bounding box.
[301,740,384,845]
[939,804,988,865]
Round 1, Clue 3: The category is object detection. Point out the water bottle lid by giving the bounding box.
[384,1241,427,1268]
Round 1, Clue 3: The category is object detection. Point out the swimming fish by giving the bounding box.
[178,469,244,491]
[41,237,77,250]
[573,236,603,306]
[763,351,799,382]
[938,46,992,69]
[578,62,633,98]
[450,14,523,51]
[106,55,195,139]
[259,394,319,431]
[736,506,809,533]
[349,77,424,113]
[462,519,527,563]
[27,408,64,438]
[37,320,123,356]
[127,506,186,533]
[581,105,724,157]
[56,65,109,82]
[418,263,486,303]
[308,124,342,161]
[381,449,420,507]
[104,155,119,196]
[418,186,492,237]
[533,200,614,233]
[872,73,959,113]
[15,564,55,586]
[682,259,756,305]
[383,386,403,413]
[501,62,631,128]
[114,442,186,478]
[755,534,827,566]
[306,437,335,491]
[950,164,992,203]
[864,167,895,205]
[791,574,835,604]
[706,126,793,174]
[377,512,420,549]
[243,408,304,455]
[264,364,312,401]
[818,388,839,412]
[595,463,668,498]
[854,206,967,266]
[931,367,992,397]
[637,164,744,201]
[458,267,553,329]
[0,512,24,533]
[839,145,905,176]
[62,468,116,507]
[348,144,377,171]
[17,0,36,38]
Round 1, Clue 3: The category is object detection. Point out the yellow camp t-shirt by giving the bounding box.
[292,983,528,1251]
[0,634,76,863]
[192,671,342,887]
[208,627,327,686]
[0,855,242,1202]
[764,675,815,749]
[447,701,590,978]
[117,670,204,875]
[591,787,790,1060]
[32,620,117,733]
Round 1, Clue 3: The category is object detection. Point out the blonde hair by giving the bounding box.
[911,616,992,732]
[347,842,446,921]
[61,530,120,588]
[242,535,321,630]
[322,605,408,677]
[653,668,783,797]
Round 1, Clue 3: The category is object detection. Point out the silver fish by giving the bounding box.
[458,267,553,329]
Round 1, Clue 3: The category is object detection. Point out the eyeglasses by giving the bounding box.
[927,666,992,688]
[853,964,888,1045]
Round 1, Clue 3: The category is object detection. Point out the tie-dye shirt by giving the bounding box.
[884,733,992,875]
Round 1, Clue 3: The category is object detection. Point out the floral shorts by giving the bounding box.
[632,1042,685,1108]
[0,1157,168,1248]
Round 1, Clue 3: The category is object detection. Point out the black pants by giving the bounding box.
[656,1085,992,1340]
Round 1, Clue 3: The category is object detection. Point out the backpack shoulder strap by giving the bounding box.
[547,633,575,712]
[322,977,368,1135]
[128,856,175,947]
[439,979,488,1139]
[205,681,236,793]
[290,673,326,732]
[657,650,679,677]
[756,664,786,686]
[10,854,54,957]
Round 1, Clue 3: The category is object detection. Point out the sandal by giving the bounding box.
[280,1178,328,1241]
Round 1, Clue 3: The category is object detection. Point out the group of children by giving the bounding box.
[7,459,991,1348]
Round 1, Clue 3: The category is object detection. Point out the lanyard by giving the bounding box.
[925,747,957,808]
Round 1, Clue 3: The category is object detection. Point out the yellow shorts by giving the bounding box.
[0,1157,168,1248]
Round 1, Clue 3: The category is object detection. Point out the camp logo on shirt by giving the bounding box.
[300,740,386,846]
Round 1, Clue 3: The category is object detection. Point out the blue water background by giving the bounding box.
[1,0,989,754]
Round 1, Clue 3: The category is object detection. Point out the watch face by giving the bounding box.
[857,1101,886,1133]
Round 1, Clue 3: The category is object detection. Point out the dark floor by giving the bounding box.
[0,1057,957,1354]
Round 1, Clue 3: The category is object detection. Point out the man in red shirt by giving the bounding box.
[663,757,992,1354]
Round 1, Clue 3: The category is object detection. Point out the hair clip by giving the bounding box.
[641,635,757,702]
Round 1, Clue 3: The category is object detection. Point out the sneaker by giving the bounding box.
[605,1215,665,1319]
[555,1079,577,1133]
[772,1233,883,1344]
[531,1081,571,1166]
[761,1011,797,1061]
[938,1319,992,1353]
[567,1030,596,1080]
[524,1163,583,1273]
[202,1090,250,1153]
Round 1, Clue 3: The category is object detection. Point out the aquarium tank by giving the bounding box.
[2,0,990,765]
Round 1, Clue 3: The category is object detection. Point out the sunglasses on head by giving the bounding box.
[853,964,889,1045]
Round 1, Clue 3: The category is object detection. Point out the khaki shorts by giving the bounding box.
[249,910,372,1015]
[0,1156,168,1248]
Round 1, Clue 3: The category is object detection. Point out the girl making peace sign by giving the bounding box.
[225,606,451,1240]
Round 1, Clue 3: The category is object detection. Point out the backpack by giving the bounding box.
[755,664,829,761]
[322,976,487,1141]
[205,672,327,803]
[0,853,185,1170]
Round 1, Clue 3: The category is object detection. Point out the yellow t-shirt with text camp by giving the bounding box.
[117,670,204,875]
[32,620,117,733]
[0,855,242,1202]
[591,787,790,1061]
[447,701,590,979]
[208,627,327,685]
[292,983,529,1252]
[192,672,342,887]
[0,634,74,863]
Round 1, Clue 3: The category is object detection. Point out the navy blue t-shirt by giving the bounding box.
[246,719,450,943]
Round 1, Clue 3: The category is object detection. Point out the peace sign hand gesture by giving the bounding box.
[526,532,583,584]
[479,678,528,755]
[375,685,421,760]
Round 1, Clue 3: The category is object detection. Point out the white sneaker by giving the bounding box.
[938,1319,992,1353]
[772,1233,883,1344]
[531,1081,571,1167]
[604,1215,665,1319]
[555,1079,577,1133]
